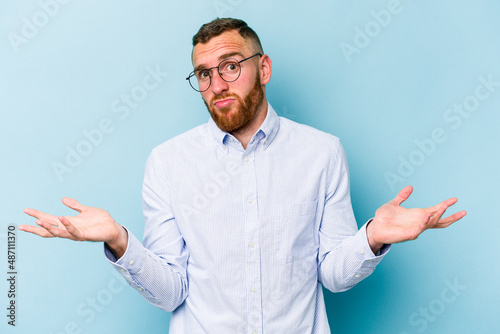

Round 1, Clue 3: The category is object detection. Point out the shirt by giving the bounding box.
[105,103,389,334]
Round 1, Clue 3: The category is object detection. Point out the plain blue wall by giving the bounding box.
[1,0,499,333]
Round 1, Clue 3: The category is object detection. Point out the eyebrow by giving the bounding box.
[194,52,245,72]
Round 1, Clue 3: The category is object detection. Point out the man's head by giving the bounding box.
[192,18,264,56]
[190,18,272,134]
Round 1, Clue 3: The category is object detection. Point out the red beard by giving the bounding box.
[204,75,264,133]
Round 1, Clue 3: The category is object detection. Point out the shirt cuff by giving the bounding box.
[103,226,145,275]
[103,227,157,300]
[361,219,391,258]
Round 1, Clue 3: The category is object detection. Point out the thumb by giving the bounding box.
[62,197,85,213]
[392,185,413,206]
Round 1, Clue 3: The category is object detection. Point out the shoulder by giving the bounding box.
[150,123,209,156]
[144,123,210,172]
[278,117,342,154]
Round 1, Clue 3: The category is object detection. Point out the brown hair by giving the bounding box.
[192,18,263,53]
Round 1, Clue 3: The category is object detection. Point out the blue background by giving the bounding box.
[1,0,499,333]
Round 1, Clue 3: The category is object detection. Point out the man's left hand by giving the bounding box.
[366,185,467,254]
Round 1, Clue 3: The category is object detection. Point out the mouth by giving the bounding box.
[214,98,235,109]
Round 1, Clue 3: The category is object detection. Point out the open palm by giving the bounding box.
[20,197,121,244]
[367,186,467,250]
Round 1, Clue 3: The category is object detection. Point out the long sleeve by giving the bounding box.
[101,105,391,332]
[318,140,390,292]
[104,150,189,312]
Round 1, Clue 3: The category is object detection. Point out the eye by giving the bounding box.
[221,61,239,73]
[197,70,210,80]
[226,62,239,72]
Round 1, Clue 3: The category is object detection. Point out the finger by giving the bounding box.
[433,210,467,228]
[18,224,55,238]
[425,197,458,213]
[392,185,413,206]
[58,216,84,241]
[23,208,60,225]
[426,204,449,228]
[36,219,73,240]
[420,212,433,231]
[62,197,85,213]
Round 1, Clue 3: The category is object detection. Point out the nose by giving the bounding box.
[210,70,229,95]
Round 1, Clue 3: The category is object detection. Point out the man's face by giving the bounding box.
[192,30,264,133]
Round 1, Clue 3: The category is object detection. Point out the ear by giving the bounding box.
[259,54,272,85]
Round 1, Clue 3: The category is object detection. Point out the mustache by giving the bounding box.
[211,94,239,104]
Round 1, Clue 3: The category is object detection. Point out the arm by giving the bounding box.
[318,141,388,292]
[105,150,189,311]
[19,151,189,312]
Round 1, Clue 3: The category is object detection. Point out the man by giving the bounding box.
[20,18,466,333]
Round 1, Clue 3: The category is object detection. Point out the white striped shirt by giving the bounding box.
[105,103,389,333]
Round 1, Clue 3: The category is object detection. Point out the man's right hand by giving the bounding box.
[20,197,128,258]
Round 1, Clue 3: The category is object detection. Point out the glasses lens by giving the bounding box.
[219,59,240,82]
[187,57,244,92]
[188,72,208,92]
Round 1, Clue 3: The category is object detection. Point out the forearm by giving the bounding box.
[104,228,189,312]
[318,222,389,292]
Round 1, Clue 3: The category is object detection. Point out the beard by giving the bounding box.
[204,75,264,133]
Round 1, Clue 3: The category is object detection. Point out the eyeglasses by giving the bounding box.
[186,53,262,92]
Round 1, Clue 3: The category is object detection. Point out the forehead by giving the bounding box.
[192,30,250,68]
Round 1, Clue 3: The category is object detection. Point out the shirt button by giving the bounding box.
[264,140,268,145]
[120,268,126,272]
[355,274,361,278]
[247,198,253,204]
[128,260,134,265]
[368,260,374,263]
[244,157,249,162]
[249,242,255,248]
[359,249,365,255]
[222,146,226,151]
[252,331,257,334]
[251,287,256,293]
[137,287,143,291]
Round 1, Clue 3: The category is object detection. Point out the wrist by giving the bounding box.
[106,224,128,259]
[366,220,384,255]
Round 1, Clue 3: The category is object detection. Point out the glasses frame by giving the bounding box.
[186,53,262,92]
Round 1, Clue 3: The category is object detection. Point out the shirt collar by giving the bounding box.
[207,102,280,151]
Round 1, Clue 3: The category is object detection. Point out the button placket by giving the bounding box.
[241,150,262,334]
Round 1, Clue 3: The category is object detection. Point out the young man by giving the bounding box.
[20,18,466,333]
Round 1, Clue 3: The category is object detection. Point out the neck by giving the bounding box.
[231,100,268,150]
